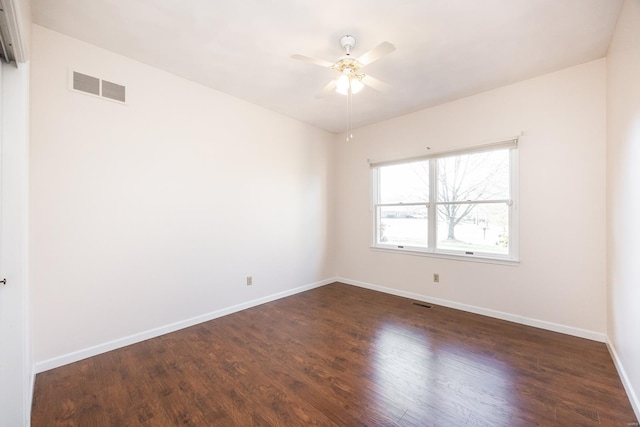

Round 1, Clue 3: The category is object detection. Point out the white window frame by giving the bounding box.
[370,139,519,264]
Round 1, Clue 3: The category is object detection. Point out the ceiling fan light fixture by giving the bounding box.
[336,74,364,95]
[351,78,364,94]
[291,34,396,141]
[336,74,350,95]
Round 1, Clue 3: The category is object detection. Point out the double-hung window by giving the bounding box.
[372,139,518,261]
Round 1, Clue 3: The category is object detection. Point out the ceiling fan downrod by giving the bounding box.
[340,35,356,55]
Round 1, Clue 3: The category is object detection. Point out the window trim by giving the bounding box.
[368,138,518,168]
[370,138,519,263]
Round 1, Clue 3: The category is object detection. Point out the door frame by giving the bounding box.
[0,59,31,427]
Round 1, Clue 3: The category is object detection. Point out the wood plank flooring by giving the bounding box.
[31,282,638,426]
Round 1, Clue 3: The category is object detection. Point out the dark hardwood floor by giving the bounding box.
[31,282,637,426]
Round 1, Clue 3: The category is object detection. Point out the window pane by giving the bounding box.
[379,161,429,204]
[437,203,509,254]
[378,206,428,247]
[437,149,509,202]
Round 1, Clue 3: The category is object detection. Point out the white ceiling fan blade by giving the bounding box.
[315,79,337,98]
[357,41,396,66]
[362,74,391,93]
[291,54,335,68]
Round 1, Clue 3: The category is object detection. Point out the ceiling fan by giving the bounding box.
[292,35,395,97]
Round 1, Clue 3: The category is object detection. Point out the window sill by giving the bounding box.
[370,246,520,266]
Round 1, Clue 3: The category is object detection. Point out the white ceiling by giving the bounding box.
[32,0,622,133]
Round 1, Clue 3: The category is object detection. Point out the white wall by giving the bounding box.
[30,25,336,367]
[606,0,640,417]
[335,59,607,338]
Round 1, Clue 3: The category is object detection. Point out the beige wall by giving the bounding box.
[335,59,607,338]
[606,0,640,417]
[30,25,336,367]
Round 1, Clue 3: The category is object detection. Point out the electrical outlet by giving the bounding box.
[433,273,440,283]
[246,276,253,286]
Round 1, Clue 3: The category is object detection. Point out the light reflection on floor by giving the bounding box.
[371,321,515,424]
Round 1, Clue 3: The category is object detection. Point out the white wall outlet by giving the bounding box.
[433,273,440,283]
[246,276,253,286]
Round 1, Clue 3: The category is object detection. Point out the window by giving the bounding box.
[372,140,518,261]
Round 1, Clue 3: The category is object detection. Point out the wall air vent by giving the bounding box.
[70,70,127,104]
[101,80,126,102]
[412,302,433,309]
[72,72,100,95]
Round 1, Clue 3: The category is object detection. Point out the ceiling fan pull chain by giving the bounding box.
[347,80,353,141]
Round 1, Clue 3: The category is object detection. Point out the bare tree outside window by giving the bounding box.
[436,150,509,241]
[373,144,516,259]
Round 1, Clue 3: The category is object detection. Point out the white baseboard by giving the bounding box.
[34,276,608,373]
[606,338,640,422]
[337,277,606,342]
[34,277,636,422]
[34,278,337,373]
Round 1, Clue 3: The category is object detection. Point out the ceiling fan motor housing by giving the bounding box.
[340,35,356,55]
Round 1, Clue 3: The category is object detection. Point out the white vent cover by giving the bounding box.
[72,72,100,95]
[101,80,126,102]
[71,71,127,104]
